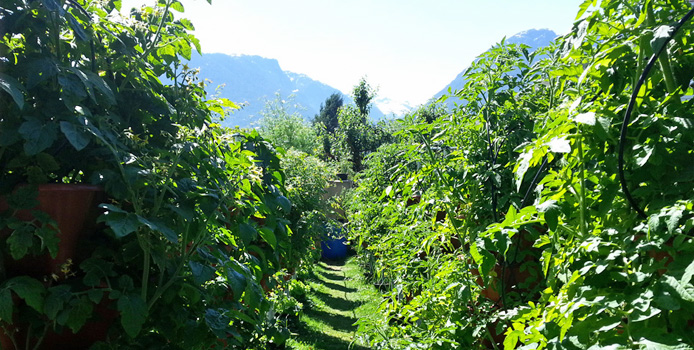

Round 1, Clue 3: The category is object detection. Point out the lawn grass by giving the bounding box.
[286,256,382,350]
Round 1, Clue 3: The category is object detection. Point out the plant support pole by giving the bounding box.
[618,6,694,219]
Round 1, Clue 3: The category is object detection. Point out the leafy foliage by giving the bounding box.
[258,93,321,155]
[0,1,315,349]
[346,1,694,349]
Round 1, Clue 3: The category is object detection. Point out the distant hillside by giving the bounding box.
[185,54,383,128]
[433,28,557,107]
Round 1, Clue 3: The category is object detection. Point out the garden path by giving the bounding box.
[286,257,381,350]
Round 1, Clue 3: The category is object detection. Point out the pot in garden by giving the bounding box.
[0,184,105,278]
[320,225,347,260]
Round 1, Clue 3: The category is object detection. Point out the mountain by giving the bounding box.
[433,28,558,107]
[185,53,383,128]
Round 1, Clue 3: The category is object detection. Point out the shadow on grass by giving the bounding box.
[317,279,358,293]
[315,270,348,282]
[311,289,362,312]
[302,308,358,333]
[289,317,370,350]
[288,257,373,350]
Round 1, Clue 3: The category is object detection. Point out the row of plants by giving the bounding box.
[346,0,694,348]
[0,1,329,349]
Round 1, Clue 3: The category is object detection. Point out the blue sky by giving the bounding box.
[122,0,584,111]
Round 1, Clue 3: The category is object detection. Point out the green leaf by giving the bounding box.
[80,258,115,287]
[60,121,91,151]
[44,285,72,320]
[575,0,595,20]
[654,289,680,311]
[41,0,62,12]
[117,294,148,338]
[137,216,177,243]
[662,275,694,302]
[635,144,654,167]
[542,249,552,277]
[63,297,93,332]
[189,261,215,285]
[24,58,59,89]
[100,212,140,238]
[7,224,35,260]
[258,227,277,250]
[226,261,248,301]
[83,70,116,105]
[0,289,13,322]
[66,12,88,41]
[18,117,58,155]
[276,195,291,213]
[638,338,694,350]
[35,225,60,259]
[470,241,495,282]
[170,1,184,12]
[0,72,26,109]
[537,200,559,231]
[238,223,257,245]
[650,26,674,54]
[8,276,45,313]
[666,207,683,235]
[681,259,694,286]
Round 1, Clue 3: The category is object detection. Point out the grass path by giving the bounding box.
[286,257,381,350]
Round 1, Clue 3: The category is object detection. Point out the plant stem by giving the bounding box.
[138,233,151,300]
[577,130,588,237]
[647,3,678,94]
[484,326,501,350]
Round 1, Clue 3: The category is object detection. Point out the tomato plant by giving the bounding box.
[347,1,694,349]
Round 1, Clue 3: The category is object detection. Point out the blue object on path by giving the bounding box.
[321,226,347,260]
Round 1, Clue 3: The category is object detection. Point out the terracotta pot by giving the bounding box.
[0,184,104,278]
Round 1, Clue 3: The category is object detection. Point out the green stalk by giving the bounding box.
[119,0,173,91]
[50,11,62,62]
[138,232,151,300]
[416,133,474,292]
[577,130,588,237]
[647,3,678,94]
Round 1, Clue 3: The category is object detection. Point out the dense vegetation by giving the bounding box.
[346,0,694,348]
[0,1,326,349]
[1,0,693,349]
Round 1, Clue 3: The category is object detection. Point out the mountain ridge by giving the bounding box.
[432,28,558,106]
[186,53,384,128]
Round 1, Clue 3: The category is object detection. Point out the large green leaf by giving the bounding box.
[98,207,140,238]
[258,227,277,250]
[0,289,13,322]
[0,72,26,109]
[137,216,177,243]
[18,117,58,155]
[117,294,148,338]
[226,261,248,302]
[60,121,91,151]
[7,224,35,260]
[44,285,72,320]
[189,261,215,285]
[8,276,46,313]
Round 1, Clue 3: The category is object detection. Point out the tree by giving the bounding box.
[314,93,343,133]
[258,93,320,154]
[314,93,344,159]
[352,77,376,116]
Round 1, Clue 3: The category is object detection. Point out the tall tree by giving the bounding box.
[352,77,376,117]
[314,93,343,133]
